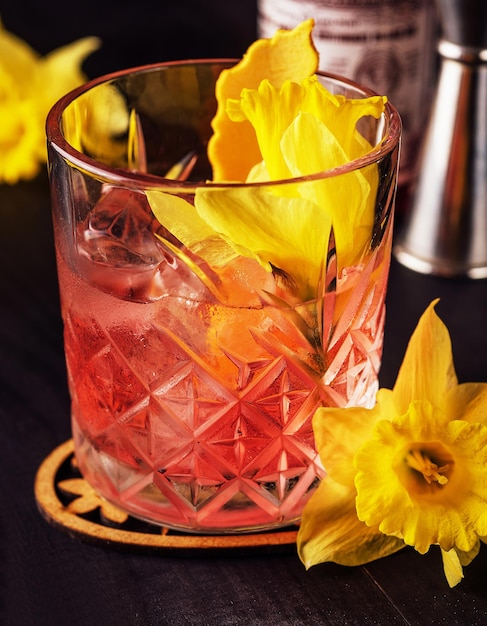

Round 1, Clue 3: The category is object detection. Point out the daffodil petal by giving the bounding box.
[0,22,98,183]
[246,160,269,182]
[208,19,318,181]
[37,38,100,164]
[297,477,403,568]
[65,83,130,164]
[228,79,309,180]
[456,540,481,566]
[441,548,464,588]
[0,99,42,183]
[228,76,385,181]
[392,300,458,415]
[293,77,386,161]
[0,20,38,88]
[282,111,349,175]
[38,37,100,114]
[147,190,216,243]
[317,93,387,160]
[447,382,487,425]
[312,405,382,484]
[375,387,401,417]
[227,76,382,271]
[146,189,237,267]
[281,111,377,268]
[194,184,332,298]
[354,424,408,529]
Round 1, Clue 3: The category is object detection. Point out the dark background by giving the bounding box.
[1,1,258,78]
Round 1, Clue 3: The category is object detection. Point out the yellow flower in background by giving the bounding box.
[297,300,487,587]
[0,20,99,184]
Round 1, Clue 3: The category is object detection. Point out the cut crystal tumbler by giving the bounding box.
[47,61,401,533]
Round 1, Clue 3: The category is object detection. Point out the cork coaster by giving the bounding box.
[34,439,298,555]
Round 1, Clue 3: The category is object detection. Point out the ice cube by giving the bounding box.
[76,186,212,304]
[80,186,163,267]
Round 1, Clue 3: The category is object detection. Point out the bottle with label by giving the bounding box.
[258,0,438,188]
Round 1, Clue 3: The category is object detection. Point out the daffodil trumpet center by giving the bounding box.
[396,442,454,497]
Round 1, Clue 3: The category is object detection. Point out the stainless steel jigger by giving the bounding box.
[394,0,487,278]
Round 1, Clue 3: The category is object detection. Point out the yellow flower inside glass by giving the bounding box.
[298,300,487,587]
[47,21,400,532]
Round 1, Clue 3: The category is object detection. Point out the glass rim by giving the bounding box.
[46,58,402,190]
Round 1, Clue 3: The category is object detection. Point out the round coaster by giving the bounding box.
[34,440,299,555]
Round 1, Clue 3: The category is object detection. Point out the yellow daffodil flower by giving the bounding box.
[194,76,385,296]
[149,30,386,300]
[297,300,487,587]
[0,20,99,184]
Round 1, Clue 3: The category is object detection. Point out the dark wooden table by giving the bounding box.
[2,3,487,623]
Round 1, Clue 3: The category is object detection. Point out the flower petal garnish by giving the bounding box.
[224,75,385,273]
[280,110,378,271]
[146,189,237,267]
[194,184,331,300]
[182,77,385,297]
[148,21,387,304]
[228,76,385,180]
[208,19,318,181]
